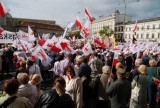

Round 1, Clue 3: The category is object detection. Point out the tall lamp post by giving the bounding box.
[117,0,140,42]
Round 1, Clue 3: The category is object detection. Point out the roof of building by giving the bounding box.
[126,17,160,25]
[19,21,64,31]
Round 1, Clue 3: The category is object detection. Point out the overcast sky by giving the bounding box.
[5,0,160,27]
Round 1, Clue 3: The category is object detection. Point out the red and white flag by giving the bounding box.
[62,22,74,38]
[42,33,50,41]
[33,46,52,66]
[17,30,29,41]
[85,8,93,23]
[82,42,93,55]
[13,39,33,53]
[132,20,138,32]
[75,16,83,30]
[81,20,91,39]
[0,0,9,17]
[28,26,36,42]
[59,41,75,54]
[37,38,45,46]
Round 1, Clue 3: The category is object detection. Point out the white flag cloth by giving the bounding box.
[81,20,92,39]
[28,26,36,42]
[12,39,33,53]
[17,30,29,41]
[42,33,50,40]
[56,38,75,54]
[82,42,93,55]
[33,46,52,67]
[62,22,74,38]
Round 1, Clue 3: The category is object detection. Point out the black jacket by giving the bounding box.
[34,89,74,108]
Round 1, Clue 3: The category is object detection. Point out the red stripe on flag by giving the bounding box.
[0,3,5,17]
[85,8,93,23]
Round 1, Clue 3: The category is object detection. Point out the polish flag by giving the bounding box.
[0,0,9,18]
[28,26,36,42]
[112,49,121,66]
[85,8,93,23]
[33,46,52,66]
[75,16,83,30]
[132,20,138,32]
[81,20,91,38]
[82,42,93,55]
[16,39,33,53]
[17,30,29,41]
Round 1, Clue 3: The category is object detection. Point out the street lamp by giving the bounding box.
[117,0,140,42]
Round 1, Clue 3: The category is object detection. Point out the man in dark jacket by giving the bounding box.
[106,68,131,108]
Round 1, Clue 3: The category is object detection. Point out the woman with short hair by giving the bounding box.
[17,73,38,107]
[129,64,149,108]
[0,78,32,108]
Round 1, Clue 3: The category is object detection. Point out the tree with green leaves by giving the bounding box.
[99,26,114,37]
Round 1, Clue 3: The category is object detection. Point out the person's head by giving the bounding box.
[138,64,147,75]
[25,51,31,57]
[30,74,41,85]
[149,59,157,67]
[66,54,73,61]
[64,65,75,78]
[55,76,66,92]
[135,59,142,67]
[116,62,124,70]
[143,52,148,57]
[75,55,83,65]
[17,73,29,84]
[102,65,111,74]
[82,57,89,64]
[93,52,98,57]
[20,61,26,68]
[27,60,34,68]
[116,68,126,79]
[3,78,20,95]
[118,52,122,57]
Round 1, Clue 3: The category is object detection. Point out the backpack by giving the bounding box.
[88,74,101,98]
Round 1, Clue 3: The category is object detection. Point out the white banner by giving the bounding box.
[0,33,17,43]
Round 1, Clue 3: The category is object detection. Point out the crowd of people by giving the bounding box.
[0,43,160,108]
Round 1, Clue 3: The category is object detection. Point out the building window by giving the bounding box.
[146,34,149,38]
[141,34,143,39]
[158,33,160,38]
[153,25,155,29]
[129,27,131,31]
[159,24,160,29]
[137,27,139,31]
[118,27,120,32]
[126,27,127,31]
[152,33,154,38]
[125,35,127,38]
[141,26,144,30]
[121,26,123,31]
[115,27,117,32]
[137,34,139,39]
[129,34,131,39]
[147,25,150,30]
